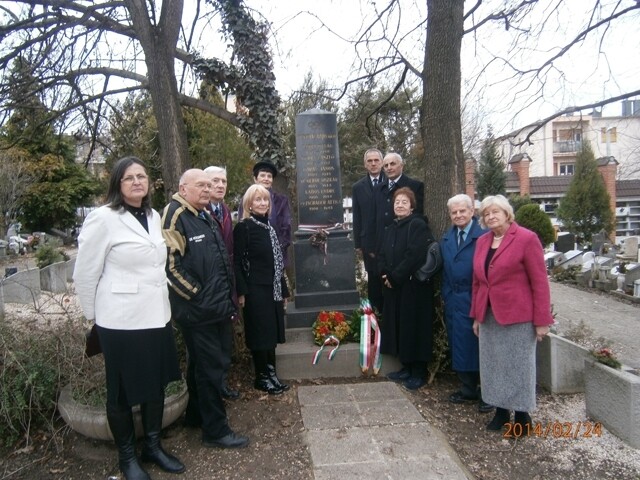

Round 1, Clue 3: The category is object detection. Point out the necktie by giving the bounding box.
[458,230,465,249]
[214,205,222,221]
[388,179,395,190]
[372,178,378,187]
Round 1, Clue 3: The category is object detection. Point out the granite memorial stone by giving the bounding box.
[288,109,359,327]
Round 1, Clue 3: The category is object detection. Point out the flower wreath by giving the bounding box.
[312,310,350,346]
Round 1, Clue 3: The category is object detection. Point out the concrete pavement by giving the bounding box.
[298,382,472,480]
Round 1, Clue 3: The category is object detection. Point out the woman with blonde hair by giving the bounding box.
[233,184,290,395]
[470,195,553,432]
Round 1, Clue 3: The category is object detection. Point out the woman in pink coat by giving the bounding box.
[470,195,553,433]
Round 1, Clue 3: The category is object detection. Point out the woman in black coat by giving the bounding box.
[233,184,290,395]
[379,187,435,390]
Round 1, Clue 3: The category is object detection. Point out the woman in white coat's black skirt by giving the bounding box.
[234,184,290,395]
[378,187,435,390]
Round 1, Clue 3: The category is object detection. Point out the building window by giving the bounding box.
[600,127,617,143]
[559,164,574,176]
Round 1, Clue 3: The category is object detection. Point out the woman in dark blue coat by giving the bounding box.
[379,187,435,390]
[441,194,491,412]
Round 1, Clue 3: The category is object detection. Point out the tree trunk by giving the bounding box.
[125,0,190,200]
[421,0,465,237]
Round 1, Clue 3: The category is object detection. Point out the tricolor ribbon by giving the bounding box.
[312,335,340,365]
[359,299,382,375]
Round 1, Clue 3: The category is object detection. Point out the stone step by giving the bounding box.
[276,328,401,380]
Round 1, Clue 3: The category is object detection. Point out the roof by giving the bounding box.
[507,175,640,199]
[617,179,640,198]
[508,153,532,164]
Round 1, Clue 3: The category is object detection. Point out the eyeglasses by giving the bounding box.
[121,174,148,184]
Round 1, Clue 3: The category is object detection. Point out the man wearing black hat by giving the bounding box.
[240,161,292,267]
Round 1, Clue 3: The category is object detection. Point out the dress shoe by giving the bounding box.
[221,386,240,400]
[402,376,426,390]
[448,390,479,404]
[478,400,494,413]
[387,368,411,382]
[254,374,284,395]
[202,431,249,449]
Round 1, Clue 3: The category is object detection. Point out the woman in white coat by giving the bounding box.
[74,157,184,480]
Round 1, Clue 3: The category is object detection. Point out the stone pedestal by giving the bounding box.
[287,229,359,327]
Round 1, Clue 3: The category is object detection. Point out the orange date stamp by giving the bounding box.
[503,421,603,439]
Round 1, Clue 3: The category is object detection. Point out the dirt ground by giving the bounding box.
[2,359,640,480]
[1,251,639,479]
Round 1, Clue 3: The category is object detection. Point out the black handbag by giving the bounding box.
[415,240,443,282]
[85,324,102,357]
[407,220,443,282]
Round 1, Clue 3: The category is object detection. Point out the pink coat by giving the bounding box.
[470,222,554,327]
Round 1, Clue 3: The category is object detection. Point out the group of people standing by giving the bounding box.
[352,149,434,390]
[352,149,553,432]
[73,157,292,479]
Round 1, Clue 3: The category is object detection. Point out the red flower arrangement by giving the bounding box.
[592,347,622,369]
[311,310,351,346]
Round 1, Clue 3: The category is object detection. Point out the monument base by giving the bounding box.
[289,228,360,327]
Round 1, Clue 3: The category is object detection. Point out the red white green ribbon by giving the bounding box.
[359,299,382,375]
[312,335,340,364]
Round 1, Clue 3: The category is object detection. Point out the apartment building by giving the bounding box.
[500,100,640,180]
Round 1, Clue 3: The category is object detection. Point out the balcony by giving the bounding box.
[553,140,582,153]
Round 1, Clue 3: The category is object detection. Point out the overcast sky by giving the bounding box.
[243,0,640,135]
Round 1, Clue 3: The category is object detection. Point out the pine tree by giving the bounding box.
[475,134,506,199]
[555,143,614,244]
[515,204,556,247]
[1,58,99,232]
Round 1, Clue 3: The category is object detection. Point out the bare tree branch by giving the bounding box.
[499,89,640,146]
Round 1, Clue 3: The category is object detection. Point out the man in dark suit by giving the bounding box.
[352,148,385,312]
[375,152,424,251]
[204,166,239,401]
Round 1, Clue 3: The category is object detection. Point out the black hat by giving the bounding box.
[252,161,278,178]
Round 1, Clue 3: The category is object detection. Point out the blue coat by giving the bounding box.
[441,217,486,372]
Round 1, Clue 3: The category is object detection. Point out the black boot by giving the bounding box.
[140,398,185,474]
[107,404,151,480]
[254,373,284,395]
[252,350,283,395]
[513,411,532,434]
[486,407,511,431]
[266,349,289,392]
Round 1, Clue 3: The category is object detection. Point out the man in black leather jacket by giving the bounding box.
[162,168,249,449]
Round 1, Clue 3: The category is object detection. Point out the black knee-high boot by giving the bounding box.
[140,397,185,474]
[106,403,150,480]
[266,349,289,392]
[252,350,283,395]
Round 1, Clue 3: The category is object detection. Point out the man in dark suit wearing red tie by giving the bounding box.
[204,166,239,401]
[352,148,386,312]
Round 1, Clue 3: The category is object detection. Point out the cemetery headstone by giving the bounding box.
[555,232,575,253]
[288,109,359,327]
